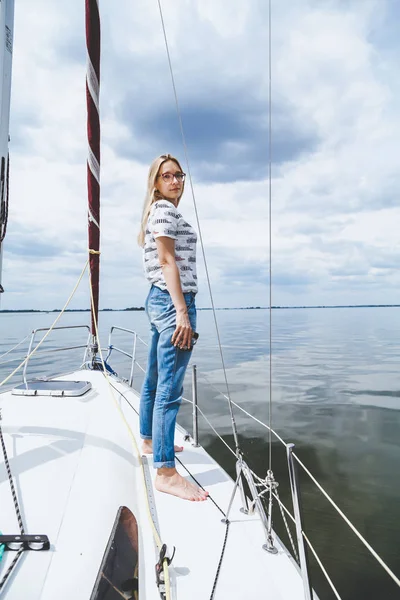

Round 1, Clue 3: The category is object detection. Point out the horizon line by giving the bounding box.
[1,303,400,314]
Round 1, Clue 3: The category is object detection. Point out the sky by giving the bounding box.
[1,0,400,310]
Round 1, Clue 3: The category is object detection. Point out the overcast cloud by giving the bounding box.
[1,0,399,310]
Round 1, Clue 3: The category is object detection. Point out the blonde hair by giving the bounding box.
[137,154,185,247]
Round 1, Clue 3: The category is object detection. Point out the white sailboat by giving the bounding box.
[1,2,399,599]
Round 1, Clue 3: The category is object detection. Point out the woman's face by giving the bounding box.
[156,160,185,205]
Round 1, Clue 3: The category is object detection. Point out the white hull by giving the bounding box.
[0,369,306,599]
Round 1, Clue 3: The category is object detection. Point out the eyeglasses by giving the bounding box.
[158,172,186,183]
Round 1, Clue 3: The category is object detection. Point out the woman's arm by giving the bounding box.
[156,236,193,349]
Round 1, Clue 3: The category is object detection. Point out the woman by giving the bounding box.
[138,154,208,502]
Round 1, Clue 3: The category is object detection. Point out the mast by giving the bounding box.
[85,0,101,346]
[0,0,15,297]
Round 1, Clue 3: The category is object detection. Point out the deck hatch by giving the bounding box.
[90,506,139,600]
[11,380,92,397]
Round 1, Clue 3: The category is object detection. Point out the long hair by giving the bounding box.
[137,154,185,247]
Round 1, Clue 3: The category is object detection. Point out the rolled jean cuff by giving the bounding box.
[153,460,175,469]
[140,434,152,440]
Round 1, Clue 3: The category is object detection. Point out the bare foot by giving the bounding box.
[155,468,209,502]
[142,440,184,455]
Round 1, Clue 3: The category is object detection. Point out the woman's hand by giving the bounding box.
[155,236,193,349]
[171,308,193,350]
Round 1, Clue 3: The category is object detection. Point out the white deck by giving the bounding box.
[0,369,306,599]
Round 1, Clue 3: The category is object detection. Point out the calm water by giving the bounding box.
[1,307,400,599]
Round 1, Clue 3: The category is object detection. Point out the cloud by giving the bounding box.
[117,89,317,184]
[0,0,400,311]
[6,228,65,259]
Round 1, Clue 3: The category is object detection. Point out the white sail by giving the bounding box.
[0,0,15,297]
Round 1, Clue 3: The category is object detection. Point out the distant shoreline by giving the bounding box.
[1,305,400,314]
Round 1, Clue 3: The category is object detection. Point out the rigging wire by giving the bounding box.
[156,0,241,456]
[267,0,273,475]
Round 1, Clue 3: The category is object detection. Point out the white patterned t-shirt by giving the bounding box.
[143,199,198,293]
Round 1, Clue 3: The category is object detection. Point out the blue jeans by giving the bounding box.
[139,285,197,468]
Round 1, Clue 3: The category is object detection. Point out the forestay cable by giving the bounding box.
[156,0,241,456]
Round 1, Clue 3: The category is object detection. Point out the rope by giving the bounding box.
[0,410,26,592]
[88,281,172,600]
[0,259,89,389]
[0,549,24,594]
[0,412,25,535]
[174,457,229,600]
[156,0,241,457]
[209,522,229,600]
